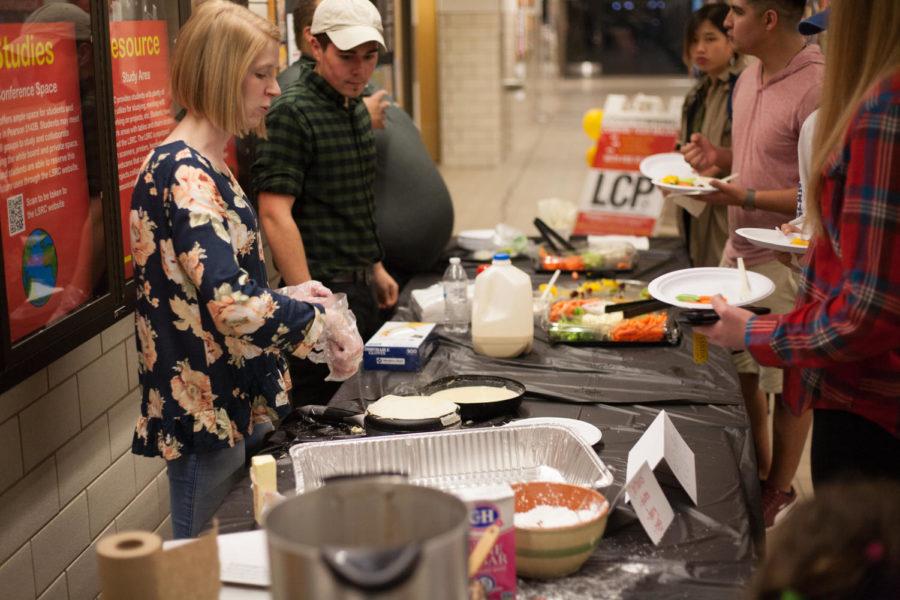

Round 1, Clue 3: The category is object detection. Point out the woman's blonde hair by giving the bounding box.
[806,0,900,234]
[171,0,279,138]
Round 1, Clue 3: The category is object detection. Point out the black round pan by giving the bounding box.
[421,375,526,422]
[363,410,461,436]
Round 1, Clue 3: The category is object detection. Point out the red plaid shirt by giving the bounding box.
[746,70,900,438]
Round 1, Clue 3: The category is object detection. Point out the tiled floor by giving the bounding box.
[439,69,813,506]
[439,69,693,237]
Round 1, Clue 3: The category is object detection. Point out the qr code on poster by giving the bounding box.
[7,193,25,236]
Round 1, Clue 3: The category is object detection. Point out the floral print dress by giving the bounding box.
[131,141,322,460]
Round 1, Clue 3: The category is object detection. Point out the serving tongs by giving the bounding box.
[601,298,772,321]
[533,217,577,253]
[602,298,669,319]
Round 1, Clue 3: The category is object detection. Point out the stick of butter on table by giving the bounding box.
[250,455,276,525]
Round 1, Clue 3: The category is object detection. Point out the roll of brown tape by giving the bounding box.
[96,531,163,600]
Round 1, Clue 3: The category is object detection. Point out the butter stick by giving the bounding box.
[251,454,276,525]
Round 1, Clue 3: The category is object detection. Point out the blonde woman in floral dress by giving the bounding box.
[129,1,362,538]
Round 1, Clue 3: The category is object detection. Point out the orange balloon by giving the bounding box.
[585,145,598,167]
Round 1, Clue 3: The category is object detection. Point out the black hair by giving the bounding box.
[314,32,331,51]
[747,0,807,27]
[682,2,732,68]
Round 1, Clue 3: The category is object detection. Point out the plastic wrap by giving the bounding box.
[274,280,332,304]
[540,279,677,345]
[331,331,739,406]
[304,293,364,382]
[537,241,637,273]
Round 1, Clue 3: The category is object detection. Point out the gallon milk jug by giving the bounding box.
[471,253,534,357]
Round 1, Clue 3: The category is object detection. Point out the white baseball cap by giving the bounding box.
[310,0,385,51]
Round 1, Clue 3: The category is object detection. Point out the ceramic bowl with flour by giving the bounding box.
[511,481,610,579]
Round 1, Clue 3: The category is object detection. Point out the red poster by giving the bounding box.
[110,20,174,279]
[592,128,678,171]
[224,136,239,176]
[0,22,93,342]
[573,211,658,237]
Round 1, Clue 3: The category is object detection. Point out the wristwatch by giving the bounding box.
[743,188,757,211]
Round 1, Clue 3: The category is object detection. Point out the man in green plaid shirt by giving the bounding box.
[253,0,398,403]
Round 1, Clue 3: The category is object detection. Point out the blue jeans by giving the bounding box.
[166,422,273,539]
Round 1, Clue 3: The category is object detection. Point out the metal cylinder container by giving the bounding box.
[265,479,469,599]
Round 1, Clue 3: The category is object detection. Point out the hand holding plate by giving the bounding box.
[693,295,753,350]
[709,179,747,206]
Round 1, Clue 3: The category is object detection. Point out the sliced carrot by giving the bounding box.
[542,251,584,271]
[549,298,591,322]
[611,313,667,342]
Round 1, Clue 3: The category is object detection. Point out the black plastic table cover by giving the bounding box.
[211,239,765,599]
[351,238,742,406]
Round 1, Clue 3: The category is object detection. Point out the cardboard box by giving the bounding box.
[363,321,436,371]
[454,485,516,600]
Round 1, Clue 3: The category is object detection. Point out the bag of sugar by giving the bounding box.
[454,484,516,599]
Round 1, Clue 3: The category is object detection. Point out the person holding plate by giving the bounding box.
[697,0,900,489]
[674,3,743,268]
[681,0,824,528]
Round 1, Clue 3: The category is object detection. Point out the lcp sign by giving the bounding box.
[575,106,680,236]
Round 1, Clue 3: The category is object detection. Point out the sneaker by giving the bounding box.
[761,483,796,528]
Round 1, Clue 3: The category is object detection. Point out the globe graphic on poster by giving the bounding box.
[21,229,59,307]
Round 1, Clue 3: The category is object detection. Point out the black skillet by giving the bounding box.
[421,375,526,422]
[363,408,462,436]
[298,401,461,437]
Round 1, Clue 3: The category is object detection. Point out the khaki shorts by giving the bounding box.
[720,257,798,394]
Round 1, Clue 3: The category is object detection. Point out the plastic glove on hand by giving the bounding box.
[276,281,332,304]
[321,310,364,381]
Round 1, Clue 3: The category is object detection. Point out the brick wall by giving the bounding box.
[0,317,168,600]
[438,1,510,167]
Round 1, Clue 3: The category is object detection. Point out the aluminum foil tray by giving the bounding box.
[289,424,614,493]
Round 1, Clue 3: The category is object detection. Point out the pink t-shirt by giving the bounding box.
[726,45,824,266]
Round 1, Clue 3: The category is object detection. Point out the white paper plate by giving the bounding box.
[504,417,602,446]
[651,177,716,195]
[648,267,775,309]
[639,152,715,195]
[736,227,809,255]
[457,229,495,252]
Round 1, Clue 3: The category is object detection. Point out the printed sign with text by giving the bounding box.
[575,123,678,237]
[110,20,174,278]
[0,22,93,341]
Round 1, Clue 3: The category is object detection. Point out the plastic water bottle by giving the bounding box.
[442,257,469,333]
